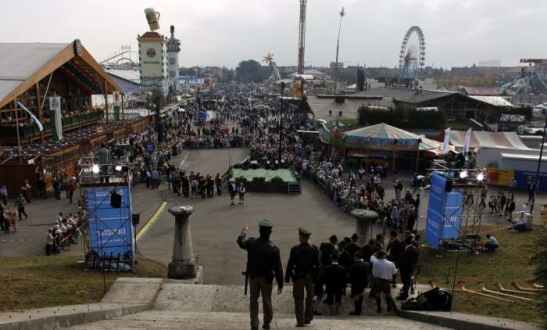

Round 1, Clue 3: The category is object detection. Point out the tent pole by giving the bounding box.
[415,149,420,173]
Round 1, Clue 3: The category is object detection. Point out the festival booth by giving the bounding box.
[449,130,544,190]
[320,122,450,172]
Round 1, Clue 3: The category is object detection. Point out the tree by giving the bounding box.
[235,60,263,83]
[220,67,235,83]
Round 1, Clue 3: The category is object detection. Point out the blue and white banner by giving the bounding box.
[425,173,464,250]
[87,186,134,262]
[17,101,43,131]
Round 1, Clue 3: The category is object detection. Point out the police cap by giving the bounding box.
[298,227,312,236]
[258,219,273,228]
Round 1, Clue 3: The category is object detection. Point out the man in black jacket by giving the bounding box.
[348,251,370,315]
[237,220,284,330]
[397,236,419,300]
[321,253,347,315]
[387,230,404,288]
[285,227,320,327]
[337,240,352,274]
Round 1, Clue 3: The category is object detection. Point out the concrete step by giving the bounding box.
[69,310,448,330]
[153,283,392,316]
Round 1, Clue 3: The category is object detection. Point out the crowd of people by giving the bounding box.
[237,219,419,329]
[296,157,421,233]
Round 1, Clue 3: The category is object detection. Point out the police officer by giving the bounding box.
[237,220,284,330]
[285,227,320,327]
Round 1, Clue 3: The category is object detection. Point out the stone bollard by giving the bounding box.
[167,205,196,279]
[351,209,378,246]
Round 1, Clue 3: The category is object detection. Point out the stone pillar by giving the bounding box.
[168,205,196,279]
[351,209,378,246]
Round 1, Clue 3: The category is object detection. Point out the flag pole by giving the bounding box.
[13,99,22,161]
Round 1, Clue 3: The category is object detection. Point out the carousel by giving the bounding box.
[320,122,453,173]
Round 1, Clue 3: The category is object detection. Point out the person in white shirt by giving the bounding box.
[370,250,397,314]
[484,234,499,252]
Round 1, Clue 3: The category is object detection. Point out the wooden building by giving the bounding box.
[0,39,126,198]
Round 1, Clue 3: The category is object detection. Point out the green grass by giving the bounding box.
[0,255,166,310]
[418,226,546,325]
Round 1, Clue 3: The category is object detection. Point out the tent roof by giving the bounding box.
[0,43,68,104]
[0,40,120,109]
[467,95,514,107]
[449,131,530,149]
[344,123,421,141]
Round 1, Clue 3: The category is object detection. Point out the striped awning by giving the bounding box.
[449,131,530,149]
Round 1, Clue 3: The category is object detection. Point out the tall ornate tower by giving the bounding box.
[138,8,168,95]
[167,25,181,92]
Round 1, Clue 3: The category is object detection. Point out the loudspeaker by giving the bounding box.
[132,214,140,226]
[445,179,453,192]
[111,192,122,208]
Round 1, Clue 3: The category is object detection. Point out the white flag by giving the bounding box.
[16,101,43,131]
[442,127,451,154]
[463,128,472,154]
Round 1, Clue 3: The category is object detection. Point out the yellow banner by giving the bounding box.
[486,168,514,186]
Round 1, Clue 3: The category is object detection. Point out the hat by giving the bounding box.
[258,219,273,228]
[298,227,312,236]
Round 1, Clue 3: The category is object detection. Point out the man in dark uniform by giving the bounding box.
[348,251,370,315]
[237,220,284,330]
[337,240,352,274]
[315,234,338,315]
[319,235,337,267]
[346,233,361,257]
[386,230,404,288]
[321,252,347,315]
[397,236,419,301]
[285,227,320,327]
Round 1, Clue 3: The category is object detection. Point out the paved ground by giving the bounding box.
[2,147,544,288]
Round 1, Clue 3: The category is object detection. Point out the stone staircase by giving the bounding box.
[66,280,445,330]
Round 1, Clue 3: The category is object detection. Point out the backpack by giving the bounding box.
[401,287,452,311]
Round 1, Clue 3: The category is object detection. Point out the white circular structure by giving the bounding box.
[399,26,426,80]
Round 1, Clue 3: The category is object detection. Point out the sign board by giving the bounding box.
[145,141,155,154]
[425,173,464,249]
[87,186,134,263]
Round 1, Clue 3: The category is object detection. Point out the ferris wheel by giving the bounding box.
[399,26,426,80]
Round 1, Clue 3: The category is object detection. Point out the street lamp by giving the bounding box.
[278,82,286,161]
[532,107,547,214]
[333,7,345,93]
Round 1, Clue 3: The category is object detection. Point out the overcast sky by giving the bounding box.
[4,0,546,69]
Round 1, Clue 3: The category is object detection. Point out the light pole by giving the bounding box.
[333,7,345,94]
[278,82,285,161]
[532,107,547,214]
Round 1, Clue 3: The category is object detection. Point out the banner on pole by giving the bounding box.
[49,97,63,140]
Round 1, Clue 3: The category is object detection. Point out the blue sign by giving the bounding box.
[87,186,134,263]
[425,173,464,250]
[425,173,446,249]
[514,170,547,192]
[145,141,155,154]
[443,190,464,240]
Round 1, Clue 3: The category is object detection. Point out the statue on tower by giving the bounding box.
[144,8,161,31]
